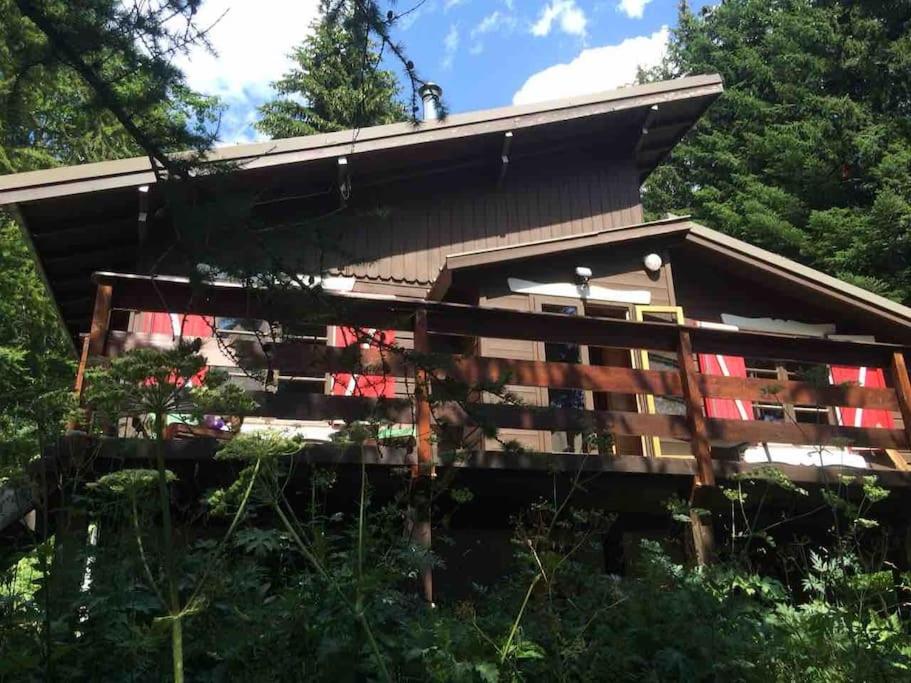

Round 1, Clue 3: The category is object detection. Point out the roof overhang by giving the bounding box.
[0,74,721,204]
[428,216,692,300]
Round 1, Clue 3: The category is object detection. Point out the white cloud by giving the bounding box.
[469,10,518,55]
[444,0,468,10]
[174,0,321,143]
[442,24,460,70]
[531,0,587,38]
[513,26,668,105]
[617,0,652,19]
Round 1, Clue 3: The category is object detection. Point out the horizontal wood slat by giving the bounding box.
[251,393,906,449]
[99,272,909,367]
[254,393,689,439]
[271,344,898,412]
[705,419,908,450]
[697,375,899,412]
[107,332,901,413]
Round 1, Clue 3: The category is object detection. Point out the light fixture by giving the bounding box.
[574,266,592,287]
[643,253,663,273]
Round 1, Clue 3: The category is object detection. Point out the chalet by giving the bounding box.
[4,74,911,591]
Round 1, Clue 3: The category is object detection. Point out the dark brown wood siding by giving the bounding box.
[316,152,643,287]
[670,245,889,338]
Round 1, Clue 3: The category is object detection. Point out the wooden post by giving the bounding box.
[73,281,112,397]
[413,309,434,476]
[889,352,911,471]
[677,328,716,565]
[677,329,714,487]
[70,284,112,430]
[73,335,91,396]
[411,309,433,603]
[87,283,113,358]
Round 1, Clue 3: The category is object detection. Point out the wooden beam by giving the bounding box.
[413,309,434,477]
[63,435,911,486]
[699,374,898,411]
[890,352,911,451]
[109,331,902,413]
[678,329,714,486]
[411,308,434,604]
[73,335,90,398]
[705,418,907,450]
[87,284,113,357]
[884,449,911,472]
[254,392,692,440]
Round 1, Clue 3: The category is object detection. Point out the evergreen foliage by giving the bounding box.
[3,422,911,680]
[643,0,911,301]
[257,0,407,138]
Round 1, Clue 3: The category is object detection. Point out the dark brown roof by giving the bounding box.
[0,74,721,203]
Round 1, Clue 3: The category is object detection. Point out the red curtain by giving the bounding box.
[697,353,754,420]
[830,366,894,429]
[328,326,396,398]
[135,312,213,338]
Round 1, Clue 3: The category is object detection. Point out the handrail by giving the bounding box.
[93,271,910,367]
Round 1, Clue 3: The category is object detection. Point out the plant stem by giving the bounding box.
[272,500,391,683]
[357,460,366,609]
[153,415,184,683]
[185,459,262,611]
[500,573,541,665]
[130,496,165,606]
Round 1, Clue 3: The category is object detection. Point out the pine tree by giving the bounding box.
[642,0,911,302]
[256,0,406,139]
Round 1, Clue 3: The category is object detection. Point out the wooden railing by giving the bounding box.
[81,272,911,484]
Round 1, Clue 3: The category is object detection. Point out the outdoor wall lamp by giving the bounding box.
[574,266,592,287]
[643,253,663,273]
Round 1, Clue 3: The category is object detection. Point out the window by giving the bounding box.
[744,360,832,424]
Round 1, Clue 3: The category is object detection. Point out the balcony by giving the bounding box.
[71,271,911,490]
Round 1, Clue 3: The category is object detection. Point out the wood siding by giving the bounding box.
[315,153,643,287]
[670,245,879,337]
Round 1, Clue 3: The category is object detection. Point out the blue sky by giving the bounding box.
[176,1,711,145]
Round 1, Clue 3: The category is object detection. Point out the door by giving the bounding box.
[535,298,591,453]
[478,293,549,452]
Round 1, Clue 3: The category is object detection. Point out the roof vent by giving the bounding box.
[419,82,443,121]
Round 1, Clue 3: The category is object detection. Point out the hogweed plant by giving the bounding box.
[82,344,256,683]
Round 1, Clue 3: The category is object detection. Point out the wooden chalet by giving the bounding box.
[5,73,911,583]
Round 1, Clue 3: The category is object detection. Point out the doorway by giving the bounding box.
[583,304,644,456]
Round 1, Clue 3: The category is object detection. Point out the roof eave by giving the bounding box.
[0,74,723,206]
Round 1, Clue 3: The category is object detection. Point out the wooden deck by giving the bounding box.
[75,271,911,488]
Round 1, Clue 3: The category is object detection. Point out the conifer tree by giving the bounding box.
[257,0,407,138]
[643,0,911,302]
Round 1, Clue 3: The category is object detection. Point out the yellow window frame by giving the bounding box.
[633,305,686,458]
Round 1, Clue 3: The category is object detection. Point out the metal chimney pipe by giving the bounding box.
[419,82,443,121]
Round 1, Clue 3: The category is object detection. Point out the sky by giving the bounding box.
[175,0,712,145]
